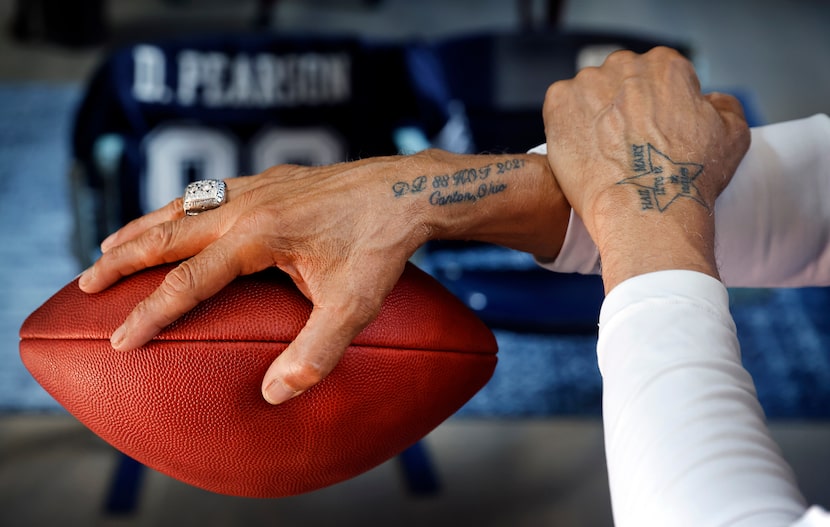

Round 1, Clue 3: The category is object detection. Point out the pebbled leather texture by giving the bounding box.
[19,262,497,497]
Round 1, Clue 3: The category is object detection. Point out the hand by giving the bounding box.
[79,150,568,404]
[80,158,430,405]
[542,47,750,291]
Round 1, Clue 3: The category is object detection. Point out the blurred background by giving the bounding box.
[1,0,829,526]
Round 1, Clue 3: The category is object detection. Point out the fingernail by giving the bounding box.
[111,325,127,350]
[100,233,117,252]
[78,266,94,289]
[263,379,297,405]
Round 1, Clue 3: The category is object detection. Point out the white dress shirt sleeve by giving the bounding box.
[598,270,829,526]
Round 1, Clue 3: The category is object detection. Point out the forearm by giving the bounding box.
[600,271,809,526]
[399,149,569,260]
[590,182,720,293]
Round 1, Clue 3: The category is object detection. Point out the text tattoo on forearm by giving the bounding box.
[391,159,522,205]
[617,143,708,212]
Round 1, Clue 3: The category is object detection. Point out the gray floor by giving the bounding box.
[1,0,829,526]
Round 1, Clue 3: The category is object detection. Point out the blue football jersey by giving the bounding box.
[70,33,453,265]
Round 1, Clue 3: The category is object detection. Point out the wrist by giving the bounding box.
[589,187,719,293]
[399,149,569,260]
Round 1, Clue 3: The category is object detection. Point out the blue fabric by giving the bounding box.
[421,246,604,332]
[455,288,830,419]
[0,83,82,412]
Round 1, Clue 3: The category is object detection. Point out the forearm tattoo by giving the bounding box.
[617,144,708,212]
[391,159,521,206]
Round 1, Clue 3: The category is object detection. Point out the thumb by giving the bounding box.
[261,300,375,405]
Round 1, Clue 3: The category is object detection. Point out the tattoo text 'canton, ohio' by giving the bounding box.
[618,143,707,213]
[391,159,522,205]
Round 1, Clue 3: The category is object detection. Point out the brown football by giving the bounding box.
[19,262,497,497]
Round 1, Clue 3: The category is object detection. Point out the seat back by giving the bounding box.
[434,30,692,154]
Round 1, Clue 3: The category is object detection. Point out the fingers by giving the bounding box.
[79,213,222,293]
[261,259,405,405]
[99,175,257,254]
[110,241,244,351]
[80,177,268,294]
[100,198,185,253]
[261,299,376,405]
[706,91,750,151]
[704,91,752,180]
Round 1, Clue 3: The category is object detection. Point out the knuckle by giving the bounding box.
[168,197,185,215]
[650,45,682,60]
[105,242,147,277]
[145,222,177,252]
[574,65,601,82]
[160,261,199,299]
[128,299,167,334]
[233,208,270,238]
[605,48,636,65]
[545,79,563,97]
[653,46,692,70]
[544,79,571,107]
[669,54,694,74]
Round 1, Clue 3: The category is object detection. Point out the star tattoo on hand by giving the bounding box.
[618,143,707,212]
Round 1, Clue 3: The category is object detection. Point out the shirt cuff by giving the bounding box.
[528,143,601,275]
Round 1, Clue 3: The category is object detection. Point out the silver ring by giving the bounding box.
[183,180,227,216]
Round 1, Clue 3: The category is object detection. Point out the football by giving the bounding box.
[19,262,497,497]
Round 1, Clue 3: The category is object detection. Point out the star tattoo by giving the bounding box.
[618,143,707,212]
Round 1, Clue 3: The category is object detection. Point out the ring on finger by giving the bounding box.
[183,180,227,216]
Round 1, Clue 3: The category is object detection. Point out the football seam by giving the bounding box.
[19,337,497,355]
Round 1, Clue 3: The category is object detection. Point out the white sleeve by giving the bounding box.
[598,270,830,527]
[530,114,830,287]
